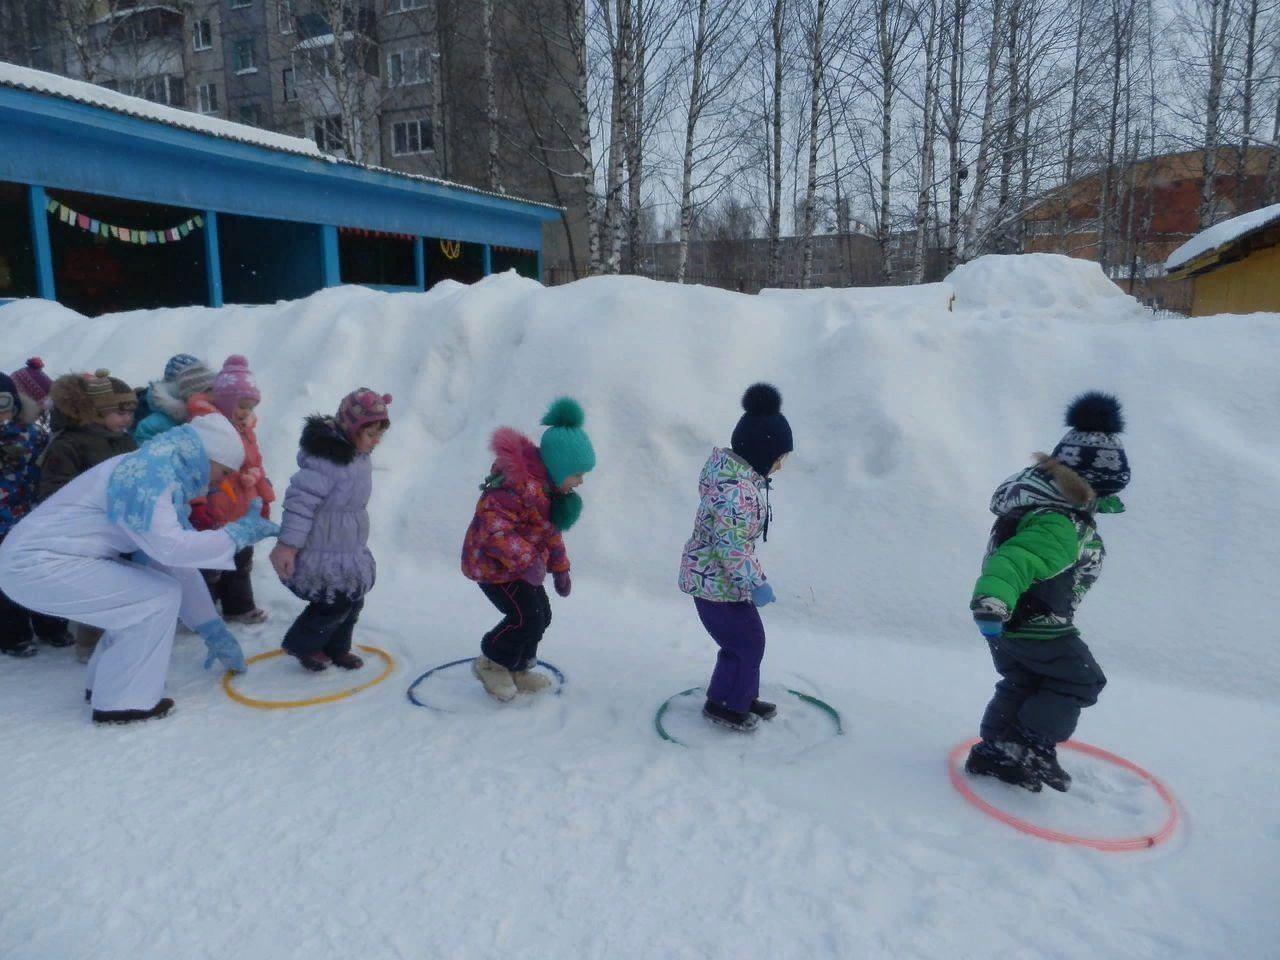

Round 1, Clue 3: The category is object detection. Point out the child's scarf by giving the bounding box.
[106,424,210,533]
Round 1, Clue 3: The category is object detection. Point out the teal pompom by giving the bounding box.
[549,491,583,531]
[541,397,585,429]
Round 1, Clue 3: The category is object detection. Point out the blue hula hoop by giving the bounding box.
[406,656,566,712]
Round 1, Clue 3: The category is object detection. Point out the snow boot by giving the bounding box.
[472,655,517,702]
[749,698,777,720]
[1011,727,1072,792]
[0,639,37,658]
[225,608,269,626]
[330,650,364,670]
[964,739,1042,792]
[40,628,74,648]
[92,698,175,726]
[512,667,552,694]
[702,699,759,732]
[291,651,329,672]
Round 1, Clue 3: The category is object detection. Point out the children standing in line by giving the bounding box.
[270,389,390,672]
[964,392,1127,793]
[39,370,140,662]
[0,369,71,657]
[678,384,793,732]
[190,356,274,625]
[462,398,596,702]
[133,356,216,444]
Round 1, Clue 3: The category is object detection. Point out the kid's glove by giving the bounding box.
[971,597,1009,639]
[521,558,547,586]
[553,570,571,598]
[197,619,247,674]
[225,499,280,550]
[751,582,776,606]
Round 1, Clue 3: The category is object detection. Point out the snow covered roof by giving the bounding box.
[0,61,561,213]
[1165,203,1280,273]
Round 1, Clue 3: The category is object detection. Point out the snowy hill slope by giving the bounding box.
[1,255,1278,960]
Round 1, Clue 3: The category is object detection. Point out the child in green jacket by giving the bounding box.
[964,392,1129,793]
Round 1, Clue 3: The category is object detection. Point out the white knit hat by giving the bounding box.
[189,413,245,470]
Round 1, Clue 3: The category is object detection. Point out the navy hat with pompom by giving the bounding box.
[731,383,793,479]
[1051,392,1129,495]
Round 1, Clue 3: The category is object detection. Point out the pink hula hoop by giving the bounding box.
[948,737,1180,852]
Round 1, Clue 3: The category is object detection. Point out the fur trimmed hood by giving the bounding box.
[990,454,1096,520]
[147,380,189,424]
[490,427,550,490]
[1032,453,1095,506]
[50,374,100,427]
[300,414,357,466]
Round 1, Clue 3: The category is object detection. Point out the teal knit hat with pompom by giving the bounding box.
[539,397,596,488]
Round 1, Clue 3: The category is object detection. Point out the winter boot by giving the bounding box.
[40,628,74,648]
[226,608,269,625]
[512,668,553,694]
[749,698,777,720]
[291,651,329,672]
[472,655,517,702]
[964,739,1042,792]
[702,699,759,732]
[0,639,37,659]
[92,697,175,726]
[1012,727,1072,792]
[329,651,364,670]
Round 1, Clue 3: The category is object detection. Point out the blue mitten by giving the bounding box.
[751,582,776,607]
[197,619,247,674]
[971,597,1008,639]
[225,499,281,550]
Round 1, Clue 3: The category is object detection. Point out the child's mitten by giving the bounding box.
[751,582,776,606]
[225,499,280,549]
[971,597,1009,638]
[553,570,571,597]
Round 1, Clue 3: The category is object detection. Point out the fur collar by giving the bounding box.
[490,427,549,490]
[148,381,188,423]
[51,375,98,427]
[300,415,357,465]
[1033,453,1095,507]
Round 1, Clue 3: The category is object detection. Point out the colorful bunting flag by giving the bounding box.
[43,198,205,246]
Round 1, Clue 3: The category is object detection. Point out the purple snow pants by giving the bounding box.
[694,598,766,714]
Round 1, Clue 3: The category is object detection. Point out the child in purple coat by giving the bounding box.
[269,389,391,672]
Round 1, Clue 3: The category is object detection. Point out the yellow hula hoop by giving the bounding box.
[222,645,395,710]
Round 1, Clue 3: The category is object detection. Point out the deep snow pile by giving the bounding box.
[1,254,1278,960]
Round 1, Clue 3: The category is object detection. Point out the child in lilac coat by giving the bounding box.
[270,389,390,672]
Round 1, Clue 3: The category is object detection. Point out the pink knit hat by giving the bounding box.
[337,388,392,442]
[11,358,52,404]
[212,355,261,419]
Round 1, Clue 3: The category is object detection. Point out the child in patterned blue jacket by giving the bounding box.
[678,384,793,732]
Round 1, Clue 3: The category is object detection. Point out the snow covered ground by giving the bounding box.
[2,255,1278,959]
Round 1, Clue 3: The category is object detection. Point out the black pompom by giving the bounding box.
[1064,391,1124,434]
[741,383,782,416]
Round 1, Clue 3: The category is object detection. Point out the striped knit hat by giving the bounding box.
[84,370,137,413]
[175,360,216,400]
[11,358,51,405]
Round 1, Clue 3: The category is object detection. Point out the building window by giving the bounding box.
[279,0,294,33]
[392,118,433,155]
[193,19,212,51]
[132,75,185,107]
[281,67,297,102]
[233,39,257,72]
[197,83,219,114]
[387,0,428,10]
[314,115,344,153]
[388,48,430,87]
[238,103,263,126]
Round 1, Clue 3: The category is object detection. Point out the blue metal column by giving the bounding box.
[413,236,425,290]
[27,185,55,300]
[482,243,492,277]
[203,210,223,307]
[320,225,341,287]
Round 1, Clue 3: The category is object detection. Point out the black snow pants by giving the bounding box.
[479,581,552,672]
[979,632,1107,744]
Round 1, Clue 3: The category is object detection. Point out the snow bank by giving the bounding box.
[1166,203,1280,271]
[3,262,1278,699]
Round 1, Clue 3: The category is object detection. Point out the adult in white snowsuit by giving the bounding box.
[0,415,279,723]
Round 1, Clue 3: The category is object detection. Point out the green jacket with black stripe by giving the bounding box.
[972,456,1124,640]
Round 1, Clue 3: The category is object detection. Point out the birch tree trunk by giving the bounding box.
[913,0,941,283]
[568,0,602,274]
[944,0,968,272]
[800,0,829,289]
[1057,0,1088,248]
[676,0,711,283]
[768,0,786,285]
[626,0,647,273]
[483,0,500,191]
[1235,0,1259,208]
[1266,92,1280,204]
[994,0,1022,253]
[961,0,1005,257]
[1198,0,1231,229]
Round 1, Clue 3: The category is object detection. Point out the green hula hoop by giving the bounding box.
[654,686,844,746]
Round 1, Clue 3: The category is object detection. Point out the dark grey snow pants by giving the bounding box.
[979,632,1107,744]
